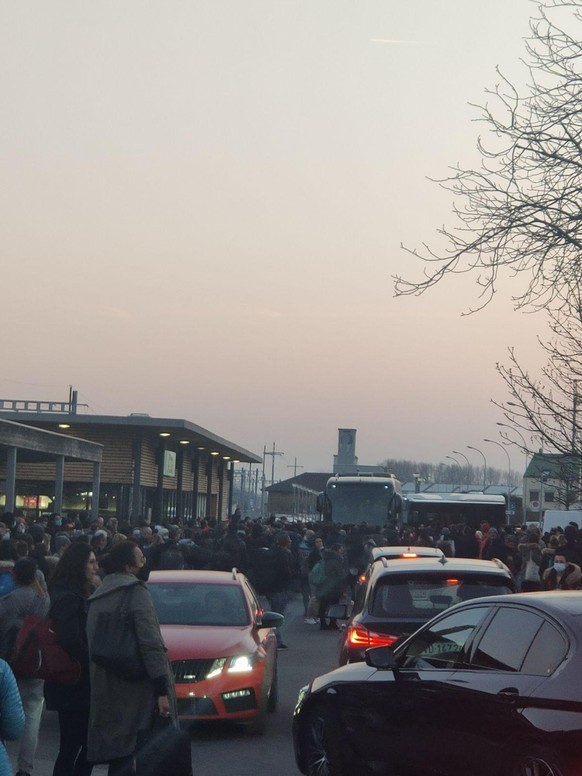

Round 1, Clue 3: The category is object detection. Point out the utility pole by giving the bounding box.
[264,442,284,486]
[287,458,304,477]
[260,443,284,515]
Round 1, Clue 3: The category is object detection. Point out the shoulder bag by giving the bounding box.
[135,708,192,776]
[89,585,146,681]
[524,550,540,583]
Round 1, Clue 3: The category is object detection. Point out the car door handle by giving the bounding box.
[497,687,519,698]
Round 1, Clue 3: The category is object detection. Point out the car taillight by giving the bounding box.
[401,553,418,558]
[347,624,399,648]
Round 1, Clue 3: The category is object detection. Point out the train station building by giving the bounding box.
[0,400,261,525]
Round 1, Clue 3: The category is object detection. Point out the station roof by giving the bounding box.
[0,417,103,464]
[0,412,261,465]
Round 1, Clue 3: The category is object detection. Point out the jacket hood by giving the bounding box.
[88,573,142,602]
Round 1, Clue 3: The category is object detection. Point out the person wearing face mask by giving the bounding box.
[543,552,582,590]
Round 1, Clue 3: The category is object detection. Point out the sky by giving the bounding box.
[1,0,550,480]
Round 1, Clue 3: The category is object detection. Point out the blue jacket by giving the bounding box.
[0,658,25,776]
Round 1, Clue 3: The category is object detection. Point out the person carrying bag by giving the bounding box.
[86,541,186,776]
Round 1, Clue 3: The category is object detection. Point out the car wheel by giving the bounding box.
[267,666,278,712]
[511,749,566,776]
[302,701,350,776]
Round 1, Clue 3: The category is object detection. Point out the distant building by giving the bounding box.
[333,428,389,476]
[523,453,582,521]
[266,472,331,518]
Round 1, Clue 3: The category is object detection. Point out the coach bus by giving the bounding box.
[402,492,507,530]
[316,474,402,525]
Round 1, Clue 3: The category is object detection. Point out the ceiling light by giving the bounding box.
[159,432,171,437]
[58,424,70,429]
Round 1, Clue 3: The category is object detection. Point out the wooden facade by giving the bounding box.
[0,412,261,525]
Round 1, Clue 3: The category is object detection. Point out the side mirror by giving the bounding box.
[327,603,348,620]
[365,646,398,670]
[259,611,284,629]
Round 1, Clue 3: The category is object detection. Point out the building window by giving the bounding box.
[544,491,554,503]
[529,490,539,503]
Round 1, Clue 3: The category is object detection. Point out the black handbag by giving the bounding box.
[89,586,146,681]
[135,710,192,776]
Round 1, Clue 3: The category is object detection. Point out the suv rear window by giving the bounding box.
[370,574,513,618]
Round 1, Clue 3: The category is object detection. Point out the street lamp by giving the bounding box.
[452,450,471,490]
[484,438,512,520]
[445,455,461,490]
[467,445,487,491]
[496,422,529,475]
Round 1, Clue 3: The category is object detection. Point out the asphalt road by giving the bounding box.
[7,594,341,776]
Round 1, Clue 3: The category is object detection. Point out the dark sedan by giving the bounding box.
[293,592,582,776]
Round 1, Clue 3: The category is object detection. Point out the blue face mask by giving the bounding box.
[553,562,566,573]
[54,519,62,527]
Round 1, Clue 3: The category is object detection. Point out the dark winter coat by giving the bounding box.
[543,562,582,590]
[318,549,346,599]
[44,583,91,713]
[86,573,176,764]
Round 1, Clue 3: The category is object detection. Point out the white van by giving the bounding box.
[541,509,582,533]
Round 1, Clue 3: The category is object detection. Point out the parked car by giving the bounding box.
[293,591,582,776]
[148,569,282,733]
[332,556,516,664]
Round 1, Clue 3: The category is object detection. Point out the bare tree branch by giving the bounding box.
[395,0,582,314]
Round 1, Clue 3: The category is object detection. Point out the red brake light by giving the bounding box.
[401,553,418,558]
[445,579,460,585]
[347,624,399,649]
[358,574,367,584]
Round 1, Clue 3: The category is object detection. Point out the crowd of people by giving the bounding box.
[0,507,581,775]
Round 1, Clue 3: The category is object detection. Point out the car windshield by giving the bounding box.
[148,582,250,626]
[370,574,512,618]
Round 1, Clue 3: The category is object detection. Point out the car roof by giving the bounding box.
[370,556,512,577]
[371,545,445,561]
[464,590,582,619]
[147,569,244,585]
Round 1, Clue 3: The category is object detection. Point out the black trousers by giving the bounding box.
[319,593,340,629]
[52,710,93,776]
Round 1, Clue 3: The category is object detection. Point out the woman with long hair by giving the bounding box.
[45,541,97,776]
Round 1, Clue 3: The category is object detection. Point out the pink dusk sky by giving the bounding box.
[2,0,549,478]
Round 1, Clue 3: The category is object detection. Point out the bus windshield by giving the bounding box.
[326,481,398,524]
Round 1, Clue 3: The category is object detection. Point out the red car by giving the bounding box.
[148,569,282,734]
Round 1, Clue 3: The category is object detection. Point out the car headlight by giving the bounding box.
[204,658,227,679]
[228,655,255,673]
[294,684,310,716]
